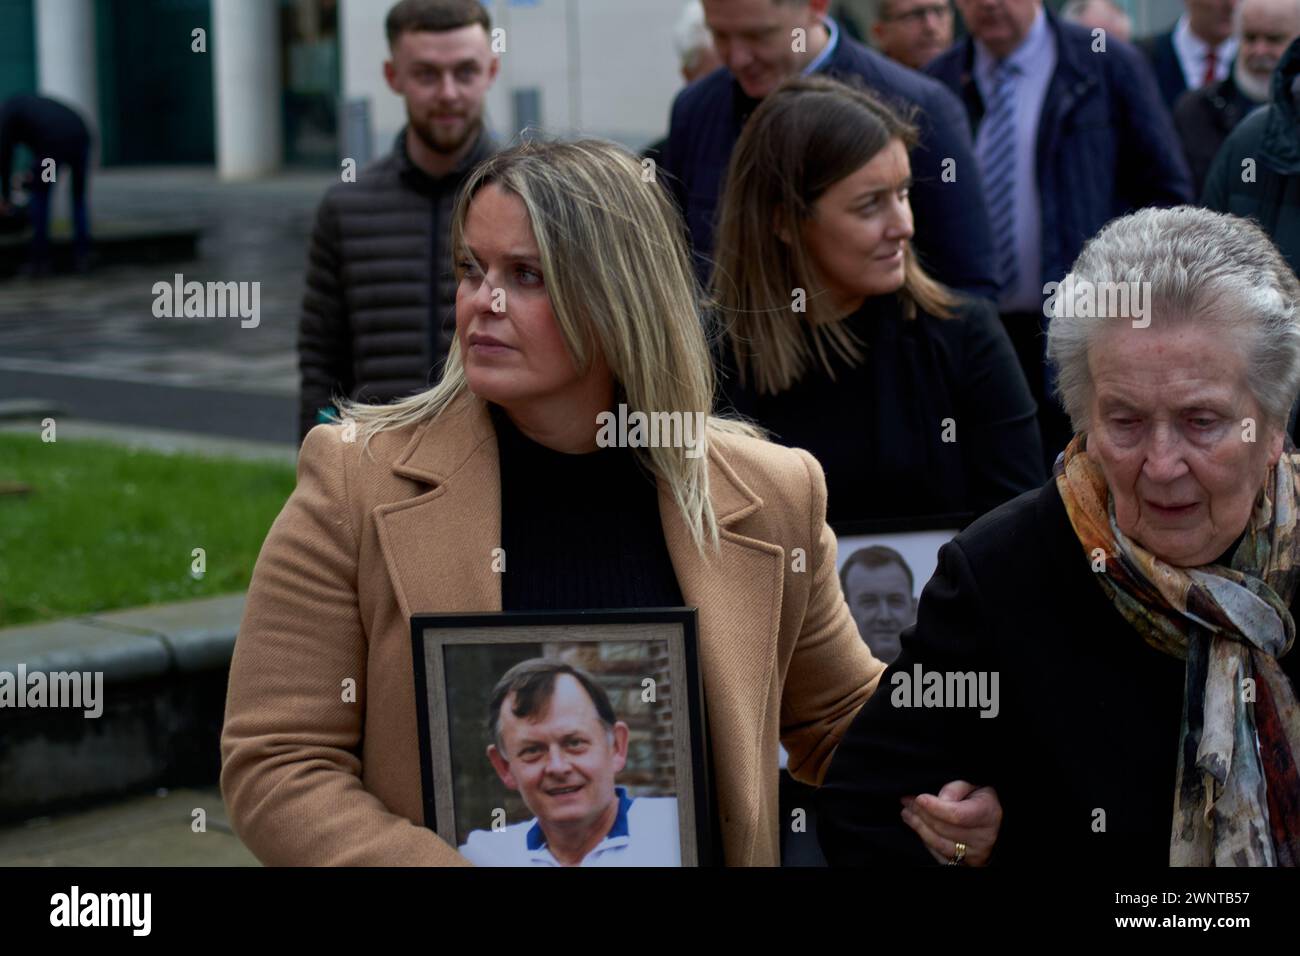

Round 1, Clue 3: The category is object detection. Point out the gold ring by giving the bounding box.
[947,842,967,866]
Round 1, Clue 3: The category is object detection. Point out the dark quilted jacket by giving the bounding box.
[1173,70,1256,197]
[297,127,496,442]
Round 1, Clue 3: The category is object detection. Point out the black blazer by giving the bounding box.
[715,295,1044,525]
[1136,30,1189,114]
[815,478,1300,866]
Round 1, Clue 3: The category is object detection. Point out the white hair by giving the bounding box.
[1234,0,1300,35]
[1047,206,1300,432]
[674,1,713,72]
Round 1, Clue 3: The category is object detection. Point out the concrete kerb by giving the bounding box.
[87,594,246,673]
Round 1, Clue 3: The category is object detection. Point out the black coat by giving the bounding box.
[1201,39,1300,448]
[926,10,1193,294]
[815,478,1300,865]
[716,295,1044,526]
[296,128,496,442]
[1173,69,1256,196]
[1202,37,1300,280]
[1135,30,1189,114]
[659,27,998,298]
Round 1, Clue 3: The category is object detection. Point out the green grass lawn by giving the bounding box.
[0,434,297,629]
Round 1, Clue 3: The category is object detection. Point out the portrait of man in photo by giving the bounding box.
[839,545,919,665]
[458,658,681,866]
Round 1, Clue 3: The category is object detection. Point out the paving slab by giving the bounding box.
[0,786,258,866]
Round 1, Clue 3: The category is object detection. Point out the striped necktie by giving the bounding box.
[977,60,1021,297]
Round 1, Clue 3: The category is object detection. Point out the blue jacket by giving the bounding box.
[926,12,1193,293]
[659,27,997,298]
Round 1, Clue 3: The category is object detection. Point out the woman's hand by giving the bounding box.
[900,780,1001,866]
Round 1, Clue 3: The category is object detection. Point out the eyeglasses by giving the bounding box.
[883,3,953,24]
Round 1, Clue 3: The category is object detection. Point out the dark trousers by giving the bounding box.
[1001,310,1073,472]
[27,142,91,266]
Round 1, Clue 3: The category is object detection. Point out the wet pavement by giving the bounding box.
[0,166,333,398]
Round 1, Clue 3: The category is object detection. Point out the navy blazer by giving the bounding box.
[1136,30,1189,114]
[659,29,998,299]
[926,11,1193,295]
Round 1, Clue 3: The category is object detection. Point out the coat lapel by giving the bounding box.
[374,394,503,618]
[658,442,784,867]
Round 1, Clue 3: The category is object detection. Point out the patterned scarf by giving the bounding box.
[1055,434,1300,866]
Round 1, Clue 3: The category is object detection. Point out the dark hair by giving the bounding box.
[711,74,961,395]
[385,0,491,48]
[839,545,915,595]
[487,659,617,752]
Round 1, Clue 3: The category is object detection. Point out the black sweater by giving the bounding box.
[717,295,1045,526]
[491,403,684,611]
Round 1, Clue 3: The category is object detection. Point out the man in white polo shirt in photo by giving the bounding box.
[459,659,680,867]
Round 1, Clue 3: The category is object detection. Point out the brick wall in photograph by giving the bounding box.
[548,639,676,798]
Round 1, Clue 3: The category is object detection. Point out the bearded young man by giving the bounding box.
[297,0,500,443]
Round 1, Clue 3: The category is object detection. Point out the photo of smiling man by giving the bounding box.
[458,658,681,867]
[840,546,918,665]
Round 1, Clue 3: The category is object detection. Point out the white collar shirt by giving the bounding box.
[1172,14,1236,90]
[458,788,682,867]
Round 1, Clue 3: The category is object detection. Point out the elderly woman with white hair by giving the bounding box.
[816,206,1300,866]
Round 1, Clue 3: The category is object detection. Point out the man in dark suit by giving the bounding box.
[1136,0,1239,113]
[1174,0,1300,194]
[926,0,1193,467]
[659,0,998,299]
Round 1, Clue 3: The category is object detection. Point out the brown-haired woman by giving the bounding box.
[711,75,1044,526]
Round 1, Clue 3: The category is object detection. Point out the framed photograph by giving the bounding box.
[777,515,971,866]
[410,608,713,867]
[831,514,971,667]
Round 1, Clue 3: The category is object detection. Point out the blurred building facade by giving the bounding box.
[0,0,1187,179]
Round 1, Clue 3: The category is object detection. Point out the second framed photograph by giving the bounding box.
[832,514,971,666]
[411,608,712,867]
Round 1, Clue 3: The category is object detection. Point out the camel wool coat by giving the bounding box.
[220,391,884,866]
